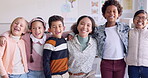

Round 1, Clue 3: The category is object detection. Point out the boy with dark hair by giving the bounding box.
[43,15,69,78]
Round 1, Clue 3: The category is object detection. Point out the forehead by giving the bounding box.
[79,17,92,23]
[13,18,27,25]
[51,21,63,26]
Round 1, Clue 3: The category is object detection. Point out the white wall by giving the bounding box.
[0,0,91,34]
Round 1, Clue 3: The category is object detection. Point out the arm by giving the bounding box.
[62,30,72,38]
[43,43,53,78]
[0,31,10,47]
[0,39,8,77]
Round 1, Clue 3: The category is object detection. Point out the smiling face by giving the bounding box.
[48,21,65,38]
[31,21,45,39]
[11,18,27,36]
[133,13,148,29]
[77,17,92,38]
[103,5,119,26]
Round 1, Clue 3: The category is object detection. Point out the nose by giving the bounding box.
[110,11,114,15]
[56,27,60,31]
[83,24,87,29]
[16,23,21,27]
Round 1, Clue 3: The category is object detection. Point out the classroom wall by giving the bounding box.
[1,0,143,34]
[0,0,92,34]
[0,0,144,78]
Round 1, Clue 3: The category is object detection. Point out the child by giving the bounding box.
[92,0,130,78]
[0,17,49,78]
[67,15,98,78]
[0,17,28,78]
[24,17,49,78]
[43,15,69,78]
[126,10,148,78]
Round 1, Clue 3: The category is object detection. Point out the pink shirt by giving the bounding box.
[23,33,51,71]
[0,33,28,76]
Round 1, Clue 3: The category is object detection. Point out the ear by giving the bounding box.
[117,14,121,19]
[48,28,51,32]
[63,26,65,31]
[102,14,106,19]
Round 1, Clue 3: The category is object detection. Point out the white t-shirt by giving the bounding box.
[103,26,124,60]
[11,35,25,74]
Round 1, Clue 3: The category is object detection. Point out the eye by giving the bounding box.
[20,25,23,27]
[52,26,56,28]
[32,27,35,29]
[80,22,85,25]
[14,22,18,25]
[38,27,41,29]
[87,24,91,27]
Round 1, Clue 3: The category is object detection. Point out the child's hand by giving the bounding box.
[0,36,6,47]
[67,34,74,41]
[1,74,9,78]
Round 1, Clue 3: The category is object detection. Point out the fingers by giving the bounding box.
[67,35,74,41]
[0,36,6,47]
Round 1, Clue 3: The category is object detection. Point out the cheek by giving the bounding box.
[89,27,92,32]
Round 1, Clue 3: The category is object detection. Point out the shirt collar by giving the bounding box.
[30,33,46,44]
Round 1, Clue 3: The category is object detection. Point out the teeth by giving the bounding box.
[14,28,20,31]
[138,22,142,25]
[82,30,87,32]
[110,16,114,18]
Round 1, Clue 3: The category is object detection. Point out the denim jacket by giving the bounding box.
[92,22,130,58]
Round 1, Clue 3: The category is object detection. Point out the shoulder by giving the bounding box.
[117,22,130,28]
[45,37,57,46]
[117,22,130,31]
[45,37,66,46]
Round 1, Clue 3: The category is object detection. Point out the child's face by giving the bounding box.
[104,5,119,23]
[77,17,92,38]
[11,19,27,36]
[31,21,45,39]
[133,13,148,29]
[48,21,65,38]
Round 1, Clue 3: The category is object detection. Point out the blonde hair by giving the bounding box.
[10,17,28,35]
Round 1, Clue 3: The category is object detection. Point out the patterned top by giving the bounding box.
[43,37,68,78]
[67,35,97,73]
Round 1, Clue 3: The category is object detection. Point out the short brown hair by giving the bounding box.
[48,15,64,28]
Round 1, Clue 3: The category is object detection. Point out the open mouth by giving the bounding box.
[137,22,143,25]
[14,27,20,32]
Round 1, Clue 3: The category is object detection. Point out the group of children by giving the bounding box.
[0,0,148,78]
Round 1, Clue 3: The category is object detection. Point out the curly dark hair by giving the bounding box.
[72,15,96,35]
[48,15,64,28]
[102,0,123,17]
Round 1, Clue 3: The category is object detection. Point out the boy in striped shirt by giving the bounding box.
[43,15,69,78]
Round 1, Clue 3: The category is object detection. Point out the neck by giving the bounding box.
[77,35,89,44]
[106,22,116,27]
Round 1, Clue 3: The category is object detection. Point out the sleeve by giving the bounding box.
[46,33,52,39]
[62,30,73,38]
[43,41,55,78]
[92,27,99,38]
[1,31,10,37]
[0,40,7,76]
